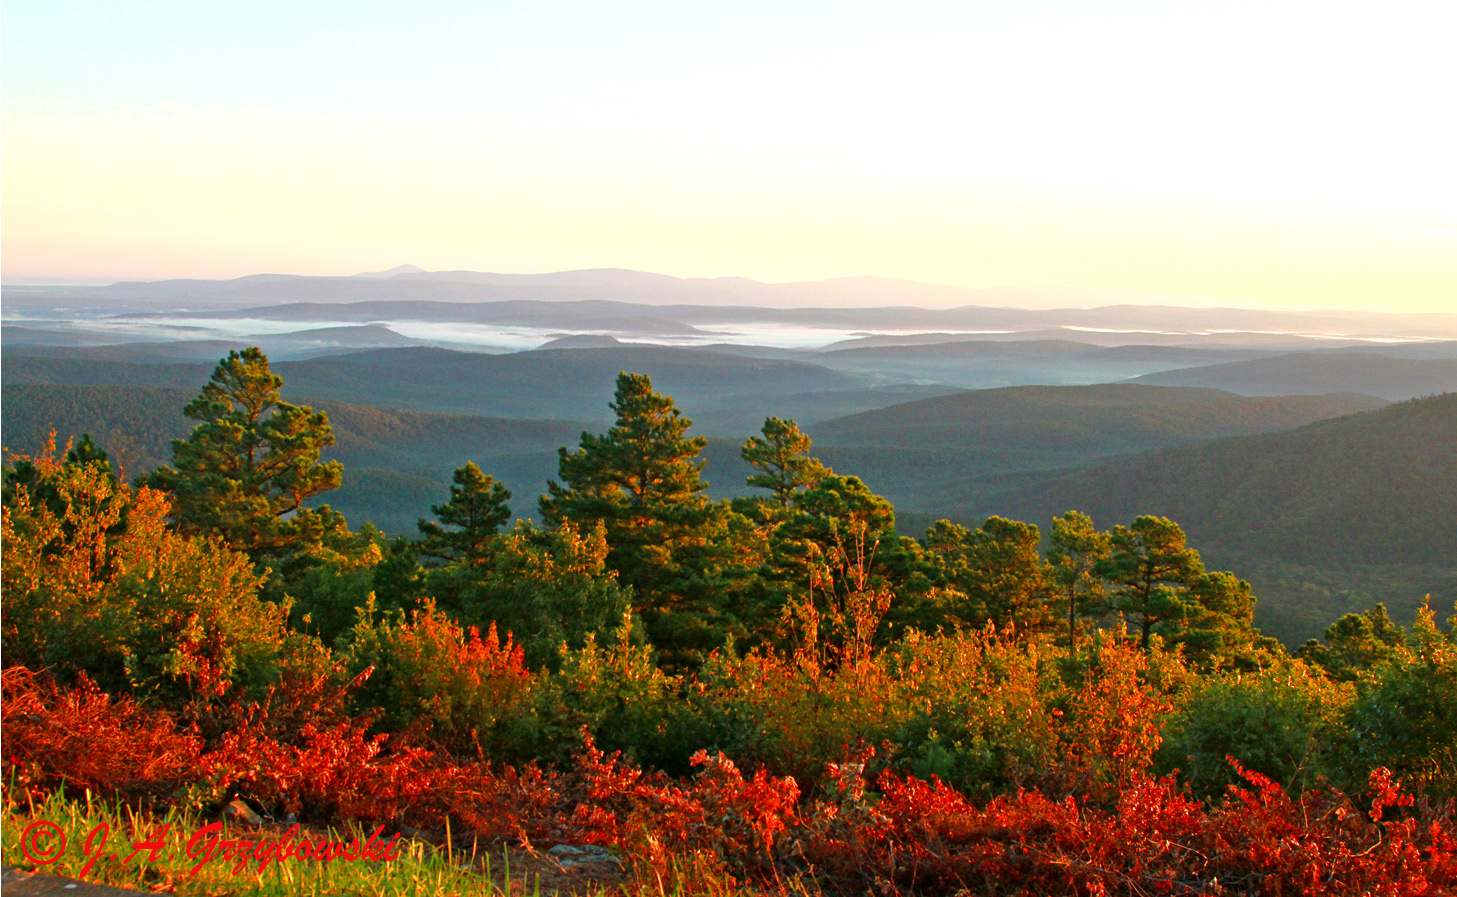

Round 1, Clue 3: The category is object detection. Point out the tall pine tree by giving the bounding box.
[147,348,343,557]
[540,373,739,664]
[1096,515,1203,650]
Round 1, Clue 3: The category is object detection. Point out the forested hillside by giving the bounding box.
[5,379,1389,540]
[974,394,1457,642]
[806,385,1387,511]
[1131,352,1457,399]
[812,384,1384,452]
[3,347,869,431]
[3,355,1449,644]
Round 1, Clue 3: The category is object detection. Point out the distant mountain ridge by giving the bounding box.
[7,268,1457,341]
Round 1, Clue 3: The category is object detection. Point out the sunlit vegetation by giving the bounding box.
[4,348,1455,894]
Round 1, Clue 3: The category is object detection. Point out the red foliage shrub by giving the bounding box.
[6,668,1454,894]
[554,734,801,884]
[797,760,1457,895]
[1,666,203,801]
[204,717,439,823]
[347,602,534,754]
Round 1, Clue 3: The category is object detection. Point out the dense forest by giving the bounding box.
[4,348,1455,895]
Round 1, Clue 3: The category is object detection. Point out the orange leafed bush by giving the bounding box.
[1,667,203,801]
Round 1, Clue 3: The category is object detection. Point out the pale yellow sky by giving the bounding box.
[4,1,1455,312]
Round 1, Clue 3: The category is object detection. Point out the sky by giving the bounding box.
[4,0,1455,312]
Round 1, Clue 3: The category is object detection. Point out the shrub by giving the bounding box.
[693,645,903,786]
[890,627,1060,798]
[2,446,286,704]
[1157,660,1353,799]
[0,666,203,802]
[428,520,633,669]
[537,613,702,772]
[345,598,534,756]
[1328,602,1457,800]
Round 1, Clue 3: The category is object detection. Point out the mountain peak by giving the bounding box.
[352,264,425,278]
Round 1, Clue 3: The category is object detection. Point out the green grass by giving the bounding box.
[1,786,823,897]
[2,787,536,897]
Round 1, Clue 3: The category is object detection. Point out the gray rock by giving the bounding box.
[222,799,263,827]
[558,854,623,872]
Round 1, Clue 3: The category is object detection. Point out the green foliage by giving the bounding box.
[770,475,906,665]
[890,629,1062,797]
[1047,510,1111,645]
[922,516,1052,631]
[280,528,419,647]
[536,612,699,770]
[741,416,830,509]
[425,520,634,668]
[2,444,287,703]
[1299,603,1406,681]
[416,461,512,564]
[1327,601,1457,799]
[1176,571,1283,671]
[540,373,756,667]
[1157,662,1353,799]
[146,348,344,557]
[540,372,710,533]
[1097,516,1204,650]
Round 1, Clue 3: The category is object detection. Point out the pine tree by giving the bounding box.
[417,462,512,565]
[539,373,734,663]
[922,516,1052,631]
[146,348,343,556]
[742,417,830,509]
[1176,570,1280,670]
[539,372,709,547]
[1299,603,1408,680]
[1096,515,1203,650]
[1047,511,1111,646]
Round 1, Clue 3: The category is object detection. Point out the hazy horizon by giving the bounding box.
[6,1,1455,315]
[4,266,1454,317]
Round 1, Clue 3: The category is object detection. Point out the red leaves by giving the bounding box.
[559,735,800,881]
[1,667,203,801]
[4,667,1454,895]
[802,768,1457,895]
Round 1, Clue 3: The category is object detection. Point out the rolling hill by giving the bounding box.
[811,384,1387,454]
[802,385,1387,516]
[2,346,869,430]
[1129,353,1457,400]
